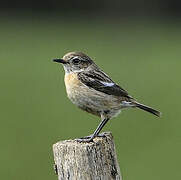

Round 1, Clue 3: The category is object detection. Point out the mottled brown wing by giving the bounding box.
[78,70,131,98]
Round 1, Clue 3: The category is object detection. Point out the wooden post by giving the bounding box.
[52,132,122,180]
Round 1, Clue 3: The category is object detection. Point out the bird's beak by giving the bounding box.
[53,58,67,64]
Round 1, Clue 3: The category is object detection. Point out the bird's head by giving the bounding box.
[53,52,94,73]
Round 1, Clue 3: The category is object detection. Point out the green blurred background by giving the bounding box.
[0,1,181,179]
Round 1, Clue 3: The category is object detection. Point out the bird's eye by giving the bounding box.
[72,58,81,65]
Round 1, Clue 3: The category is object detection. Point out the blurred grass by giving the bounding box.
[0,14,181,180]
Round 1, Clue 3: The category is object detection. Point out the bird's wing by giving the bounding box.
[78,70,131,98]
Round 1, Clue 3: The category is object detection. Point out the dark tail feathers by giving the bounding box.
[135,102,161,117]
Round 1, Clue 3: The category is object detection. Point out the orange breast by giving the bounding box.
[64,73,82,96]
[64,73,81,87]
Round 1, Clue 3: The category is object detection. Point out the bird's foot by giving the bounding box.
[75,133,106,143]
[75,137,94,143]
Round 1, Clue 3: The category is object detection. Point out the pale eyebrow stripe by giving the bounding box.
[100,81,115,87]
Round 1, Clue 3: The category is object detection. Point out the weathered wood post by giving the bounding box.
[52,132,122,180]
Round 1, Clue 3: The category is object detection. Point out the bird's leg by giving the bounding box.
[76,117,110,143]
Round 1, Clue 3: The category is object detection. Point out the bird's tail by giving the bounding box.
[134,102,161,117]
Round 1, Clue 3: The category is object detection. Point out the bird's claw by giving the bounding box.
[75,137,94,143]
[75,133,106,143]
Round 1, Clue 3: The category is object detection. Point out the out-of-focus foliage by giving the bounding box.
[0,14,180,180]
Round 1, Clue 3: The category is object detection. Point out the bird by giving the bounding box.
[53,52,161,142]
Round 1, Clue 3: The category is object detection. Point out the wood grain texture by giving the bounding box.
[53,132,122,180]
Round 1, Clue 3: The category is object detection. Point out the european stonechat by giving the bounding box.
[53,52,161,142]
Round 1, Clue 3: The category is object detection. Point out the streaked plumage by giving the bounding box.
[53,52,161,142]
